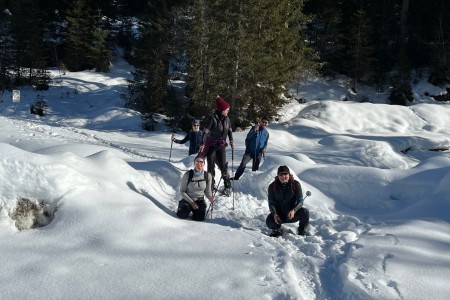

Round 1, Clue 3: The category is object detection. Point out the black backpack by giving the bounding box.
[188,169,209,186]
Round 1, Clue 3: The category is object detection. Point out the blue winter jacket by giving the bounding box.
[245,125,269,155]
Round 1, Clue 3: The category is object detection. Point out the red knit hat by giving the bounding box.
[216,96,230,111]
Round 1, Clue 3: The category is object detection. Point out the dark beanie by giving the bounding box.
[192,119,200,125]
[277,165,290,174]
[216,96,230,111]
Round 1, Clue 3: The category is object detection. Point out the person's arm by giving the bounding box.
[180,172,195,205]
[177,132,190,144]
[201,116,214,144]
[262,130,269,152]
[268,183,277,214]
[293,180,304,212]
[227,118,234,148]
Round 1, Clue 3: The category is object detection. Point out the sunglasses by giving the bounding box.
[193,125,200,127]
[195,160,204,164]
[278,172,289,176]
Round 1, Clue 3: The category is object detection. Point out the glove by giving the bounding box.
[171,134,176,141]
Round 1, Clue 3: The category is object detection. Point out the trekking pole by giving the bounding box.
[169,135,174,162]
[206,176,222,219]
[232,148,235,210]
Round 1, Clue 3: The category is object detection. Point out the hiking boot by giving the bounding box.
[269,228,283,237]
[297,225,309,236]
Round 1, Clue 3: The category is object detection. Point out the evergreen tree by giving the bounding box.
[125,0,185,116]
[7,0,49,87]
[0,6,14,92]
[63,0,95,71]
[186,0,317,126]
[346,8,377,92]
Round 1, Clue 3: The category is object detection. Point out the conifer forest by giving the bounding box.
[1,0,449,128]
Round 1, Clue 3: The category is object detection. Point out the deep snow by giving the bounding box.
[1,54,450,300]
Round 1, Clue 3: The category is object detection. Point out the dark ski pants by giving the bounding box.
[266,207,310,232]
[176,199,207,221]
[205,146,230,188]
[234,153,262,180]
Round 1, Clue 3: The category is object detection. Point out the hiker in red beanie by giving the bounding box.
[199,96,234,195]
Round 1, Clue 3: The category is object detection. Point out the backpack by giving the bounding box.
[188,169,209,186]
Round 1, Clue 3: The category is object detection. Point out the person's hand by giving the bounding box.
[273,213,281,224]
[190,202,199,210]
[287,209,295,220]
[209,196,215,204]
[199,145,205,152]
[230,140,235,149]
[255,124,260,131]
[171,134,176,141]
[262,148,266,153]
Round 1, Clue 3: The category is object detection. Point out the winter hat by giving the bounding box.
[216,96,230,111]
[277,165,290,175]
[192,119,200,125]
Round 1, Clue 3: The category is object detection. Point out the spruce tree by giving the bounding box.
[186,0,317,126]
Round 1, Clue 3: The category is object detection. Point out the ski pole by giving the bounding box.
[169,136,174,162]
[232,148,235,210]
[206,176,222,219]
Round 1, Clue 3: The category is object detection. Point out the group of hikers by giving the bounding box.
[171,96,310,237]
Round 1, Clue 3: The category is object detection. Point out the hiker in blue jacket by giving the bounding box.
[266,165,310,237]
[171,119,203,156]
[233,116,270,180]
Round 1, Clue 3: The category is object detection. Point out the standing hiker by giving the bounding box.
[266,165,310,237]
[171,119,203,156]
[199,96,234,195]
[233,116,270,180]
[176,153,214,221]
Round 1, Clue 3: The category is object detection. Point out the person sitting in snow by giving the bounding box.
[176,153,214,221]
[171,119,203,156]
[233,116,270,180]
[266,165,310,237]
[199,96,234,194]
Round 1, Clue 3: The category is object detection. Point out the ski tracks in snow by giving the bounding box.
[211,192,372,299]
[4,117,376,299]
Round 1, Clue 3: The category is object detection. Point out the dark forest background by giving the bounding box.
[1,0,449,129]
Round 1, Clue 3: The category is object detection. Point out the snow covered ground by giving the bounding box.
[1,54,450,299]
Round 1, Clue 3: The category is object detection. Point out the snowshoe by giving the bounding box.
[269,228,283,237]
[222,187,232,197]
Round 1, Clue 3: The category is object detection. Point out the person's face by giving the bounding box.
[192,124,200,132]
[194,158,205,171]
[221,108,230,116]
[261,120,269,127]
[278,172,289,183]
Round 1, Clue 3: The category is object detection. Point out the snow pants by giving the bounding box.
[234,152,262,180]
[176,199,207,221]
[265,207,310,233]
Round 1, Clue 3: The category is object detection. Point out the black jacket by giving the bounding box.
[268,177,303,217]
[201,111,233,144]
[174,130,203,155]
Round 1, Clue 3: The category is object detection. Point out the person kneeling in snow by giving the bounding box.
[266,165,310,237]
[177,154,214,221]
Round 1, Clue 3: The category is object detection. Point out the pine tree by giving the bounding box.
[64,0,94,71]
[186,0,317,126]
[346,8,377,92]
